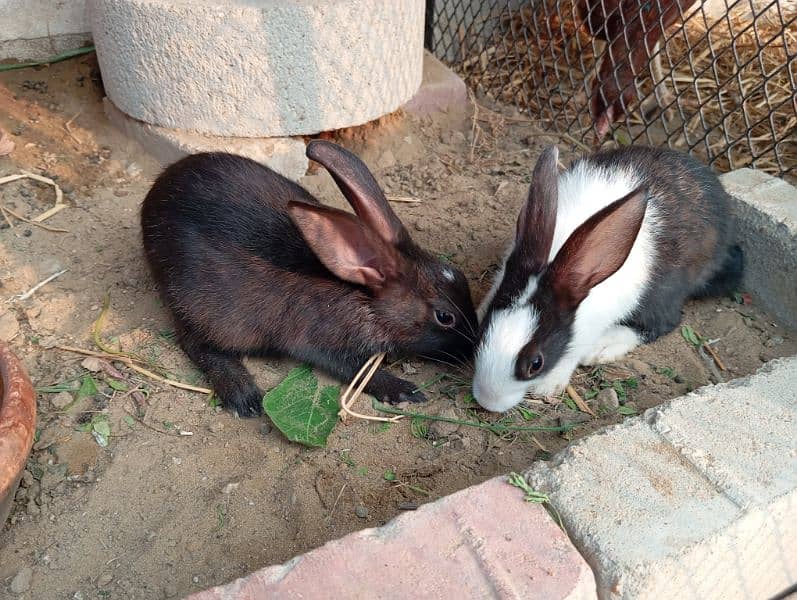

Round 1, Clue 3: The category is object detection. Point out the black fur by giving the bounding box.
[141,147,477,417]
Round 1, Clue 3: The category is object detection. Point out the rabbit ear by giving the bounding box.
[515,145,559,273]
[546,187,648,309]
[306,140,407,245]
[287,200,398,291]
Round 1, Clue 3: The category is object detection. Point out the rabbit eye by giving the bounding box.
[529,353,544,376]
[434,309,456,328]
[520,353,544,379]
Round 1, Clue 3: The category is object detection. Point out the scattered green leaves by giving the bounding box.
[563,396,577,411]
[507,472,567,534]
[378,422,392,433]
[338,451,356,468]
[383,469,397,482]
[207,393,221,409]
[162,421,175,431]
[357,467,368,477]
[262,365,340,448]
[123,415,136,429]
[618,405,638,416]
[657,366,676,379]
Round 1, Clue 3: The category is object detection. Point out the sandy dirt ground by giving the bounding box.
[1,55,795,600]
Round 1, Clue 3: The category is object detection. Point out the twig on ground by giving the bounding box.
[0,205,69,232]
[0,206,14,229]
[122,407,174,435]
[7,269,67,302]
[566,384,596,417]
[64,112,83,144]
[702,340,727,371]
[326,483,348,521]
[0,171,67,222]
[386,196,422,204]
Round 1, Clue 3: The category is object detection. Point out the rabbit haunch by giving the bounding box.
[473,145,742,412]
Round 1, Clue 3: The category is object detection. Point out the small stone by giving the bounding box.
[21,470,34,487]
[164,583,178,598]
[398,501,418,511]
[125,162,142,178]
[15,486,27,501]
[401,362,418,375]
[765,336,784,347]
[413,220,425,231]
[0,310,19,342]
[51,391,74,410]
[26,498,40,515]
[558,411,592,427]
[172,457,182,466]
[10,567,32,594]
[355,505,368,519]
[259,423,272,437]
[208,421,224,433]
[674,374,685,384]
[38,336,58,349]
[192,576,199,584]
[81,357,103,372]
[427,407,461,439]
[222,482,239,494]
[595,388,619,412]
[96,572,113,588]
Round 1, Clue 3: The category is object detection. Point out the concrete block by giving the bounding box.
[404,51,469,116]
[189,477,597,600]
[721,169,797,328]
[104,98,308,181]
[0,0,91,61]
[526,356,797,600]
[90,0,424,137]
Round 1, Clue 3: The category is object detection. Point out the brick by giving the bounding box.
[526,356,797,600]
[188,476,596,600]
[721,169,797,328]
[104,98,308,181]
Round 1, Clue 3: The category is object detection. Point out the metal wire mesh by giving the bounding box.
[427,0,796,179]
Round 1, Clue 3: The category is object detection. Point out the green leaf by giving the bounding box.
[92,429,109,447]
[517,406,540,421]
[378,422,391,433]
[262,365,341,448]
[76,375,98,400]
[618,406,637,416]
[123,415,135,428]
[108,379,128,392]
[658,366,675,378]
[77,422,93,432]
[462,392,477,405]
[383,469,397,482]
[410,416,429,438]
[162,421,175,430]
[563,396,577,411]
[93,420,111,438]
[681,325,702,347]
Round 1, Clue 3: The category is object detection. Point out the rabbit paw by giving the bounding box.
[369,375,427,405]
[584,326,642,365]
[225,386,265,418]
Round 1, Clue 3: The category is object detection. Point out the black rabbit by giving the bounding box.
[141,140,477,417]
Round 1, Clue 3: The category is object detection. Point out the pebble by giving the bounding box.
[172,457,182,466]
[427,407,461,439]
[10,567,32,594]
[222,482,239,494]
[355,505,368,519]
[259,423,272,437]
[398,502,418,511]
[163,583,178,598]
[208,421,224,433]
[413,220,425,231]
[50,391,74,410]
[0,310,19,342]
[595,388,619,412]
[96,572,113,588]
[81,357,103,372]
[192,576,200,584]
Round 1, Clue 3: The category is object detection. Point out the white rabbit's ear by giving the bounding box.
[514,146,559,274]
[306,140,408,246]
[547,187,648,309]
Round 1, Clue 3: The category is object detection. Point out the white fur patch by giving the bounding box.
[442,267,456,282]
[472,303,537,412]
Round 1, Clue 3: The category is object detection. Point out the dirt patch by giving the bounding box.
[1,57,795,600]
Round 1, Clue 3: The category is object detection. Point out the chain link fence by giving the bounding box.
[426,0,796,180]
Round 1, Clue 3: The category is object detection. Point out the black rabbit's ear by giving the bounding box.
[306,140,407,246]
[287,200,399,291]
[514,145,559,274]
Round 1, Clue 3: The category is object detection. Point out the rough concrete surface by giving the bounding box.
[404,51,469,116]
[526,356,797,600]
[103,98,308,180]
[188,477,598,600]
[0,0,90,61]
[721,169,797,328]
[90,0,424,137]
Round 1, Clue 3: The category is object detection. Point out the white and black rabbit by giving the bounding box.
[141,140,477,417]
[473,144,743,412]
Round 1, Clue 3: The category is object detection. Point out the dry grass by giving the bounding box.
[450,0,795,176]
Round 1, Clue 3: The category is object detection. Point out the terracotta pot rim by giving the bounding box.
[0,342,36,507]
